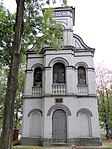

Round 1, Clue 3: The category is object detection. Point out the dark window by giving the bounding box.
[34,67,42,87]
[53,63,66,84]
[78,66,86,85]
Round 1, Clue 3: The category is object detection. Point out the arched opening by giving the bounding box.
[34,67,42,87]
[77,109,92,137]
[52,109,67,142]
[78,66,86,85]
[53,63,66,84]
[79,113,91,137]
[30,112,42,137]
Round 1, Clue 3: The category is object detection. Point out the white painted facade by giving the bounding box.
[21,7,101,146]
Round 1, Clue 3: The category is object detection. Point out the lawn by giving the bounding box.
[13,140,112,149]
[13,146,41,149]
[103,139,112,147]
[103,142,112,147]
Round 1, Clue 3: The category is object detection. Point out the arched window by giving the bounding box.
[30,112,42,137]
[79,112,92,137]
[34,67,42,87]
[77,108,92,137]
[53,63,66,84]
[78,66,86,85]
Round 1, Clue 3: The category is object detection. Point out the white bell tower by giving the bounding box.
[21,7,101,147]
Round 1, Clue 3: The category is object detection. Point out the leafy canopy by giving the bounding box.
[0,0,67,130]
[0,0,67,67]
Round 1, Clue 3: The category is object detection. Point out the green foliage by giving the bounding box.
[103,141,112,147]
[0,3,15,66]
[97,89,112,131]
[0,1,67,66]
[13,140,21,146]
[14,65,25,129]
[0,0,67,131]
[0,66,8,128]
[23,1,66,52]
[13,146,41,149]
[96,65,112,138]
[0,65,25,129]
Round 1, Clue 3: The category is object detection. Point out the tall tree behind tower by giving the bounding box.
[96,65,112,138]
[0,0,25,148]
[0,0,67,148]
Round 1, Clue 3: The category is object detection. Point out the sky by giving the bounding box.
[2,0,112,69]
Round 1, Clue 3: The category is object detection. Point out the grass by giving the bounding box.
[103,142,112,147]
[13,144,112,149]
[13,140,112,149]
[103,139,112,147]
[13,146,41,149]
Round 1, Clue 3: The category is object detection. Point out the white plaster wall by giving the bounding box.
[67,31,74,45]
[44,50,94,69]
[76,98,100,138]
[63,97,78,138]
[24,71,33,96]
[54,10,74,30]
[74,55,94,68]
[22,98,43,137]
[27,55,44,70]
[42,97,100,139]
[22,7,100,141]
[44,68,52,94]
[88,69,96,95]
[43,98,54,138]
[43,49,95,96]
[66,67,74,93]
[25,56,44,96]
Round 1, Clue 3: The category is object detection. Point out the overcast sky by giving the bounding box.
[2,0,112,69]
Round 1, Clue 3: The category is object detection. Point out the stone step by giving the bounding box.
[50,143,69,147]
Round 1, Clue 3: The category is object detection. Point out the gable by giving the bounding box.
[73,34,95,52]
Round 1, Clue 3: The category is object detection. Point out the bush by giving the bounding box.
[13,140,21,146]
[109,132,112,139]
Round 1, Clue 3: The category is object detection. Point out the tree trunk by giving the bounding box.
[0,1,25,149]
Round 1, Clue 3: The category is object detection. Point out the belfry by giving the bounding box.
[21,7,101,146]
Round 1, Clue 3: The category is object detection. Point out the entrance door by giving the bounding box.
[52,110,67,142]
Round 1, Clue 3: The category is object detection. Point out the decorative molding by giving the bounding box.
[28,108,43,117]
[25,69,33,72]
[31,63,44,70]
[76,108,93,117]
[75,62,88,69]
[48,57,69,67]
[54,11,68,17]
[44,67,52,70]
[73,34,95,52]
[47,104,71,116]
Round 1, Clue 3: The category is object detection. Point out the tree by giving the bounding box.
[0,66,8,128]
[14,68,25,130]
[0,4,15,67]
[96,65,112,138]
[0,1,25,148]
[0,0,67,148]
[0,59,25,133]
[0,3,25,131]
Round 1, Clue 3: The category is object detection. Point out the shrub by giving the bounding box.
[13,140,21,146]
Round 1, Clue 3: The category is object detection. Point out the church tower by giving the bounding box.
[21,7,101,146]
